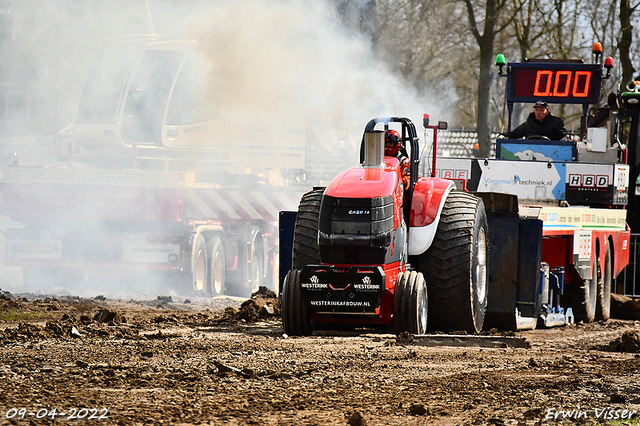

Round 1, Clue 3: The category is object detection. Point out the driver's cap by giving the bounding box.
[534,101,548,109]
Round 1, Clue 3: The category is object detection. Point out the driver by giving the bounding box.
[503,101,568,140]
[385,129,410,188]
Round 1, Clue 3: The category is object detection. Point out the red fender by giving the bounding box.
[409,177,455,227]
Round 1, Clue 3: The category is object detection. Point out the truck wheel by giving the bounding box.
[596,241,612,321]
[394,271,428,335]
[565,259,598,323]
[249,251,263,294]
[191,234,208,295]
[420,191,488,333]
[292,189,323,269]
[281,269,313,336]
[206,236,225,297]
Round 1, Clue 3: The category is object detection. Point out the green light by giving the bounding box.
[495,54,506,66]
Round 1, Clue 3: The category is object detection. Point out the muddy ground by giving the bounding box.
[1,289,640,426]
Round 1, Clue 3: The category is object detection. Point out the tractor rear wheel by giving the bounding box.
[292,189,323,269]
[420,190,488,333]
[281,269,313,336]
[393,271,428,334]
[596,241,612,321]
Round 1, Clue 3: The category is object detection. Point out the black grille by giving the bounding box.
[318,195,394,265]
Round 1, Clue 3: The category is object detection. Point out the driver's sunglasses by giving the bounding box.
[386,134,400,144]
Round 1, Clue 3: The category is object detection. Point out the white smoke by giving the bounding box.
[0,0,442,299]
[191,0,436,130]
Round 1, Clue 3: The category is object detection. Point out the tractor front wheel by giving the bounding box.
[394,271,428,335]
[281,269,313,336]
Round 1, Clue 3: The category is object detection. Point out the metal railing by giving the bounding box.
[617,233,640,297]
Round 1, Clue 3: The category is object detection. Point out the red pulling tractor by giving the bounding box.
[280,117,490,335]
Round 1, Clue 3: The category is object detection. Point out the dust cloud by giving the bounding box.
[0,0,441,299]
[192,0,434,127]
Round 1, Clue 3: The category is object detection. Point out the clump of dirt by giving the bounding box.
[214,286,279,324]
[611,293,640,320]
[603,330,640,353]
[0,320,85,341]
[93,308,127,324]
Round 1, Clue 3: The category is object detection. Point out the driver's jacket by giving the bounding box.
[504,112,568,140]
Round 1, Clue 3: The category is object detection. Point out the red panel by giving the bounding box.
[541,236,570,270]
[324,158,400,199]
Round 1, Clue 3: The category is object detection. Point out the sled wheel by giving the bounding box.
[292,189,323,269]
[281,269,313,336]
[393,271,428,335]
[206,236,225,297]
[565,257,598,323]
[596,241,612,321]
[420,190,489,333]
[191,234,208,295]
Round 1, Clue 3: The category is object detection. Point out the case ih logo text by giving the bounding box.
[348,210,369,215]
[569,174,609,188]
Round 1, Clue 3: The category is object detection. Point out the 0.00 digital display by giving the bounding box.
[512,68,594,100]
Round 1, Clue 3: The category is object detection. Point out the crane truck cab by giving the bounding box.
[0,35,310,297]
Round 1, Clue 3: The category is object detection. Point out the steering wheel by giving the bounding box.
[525,135,550,141]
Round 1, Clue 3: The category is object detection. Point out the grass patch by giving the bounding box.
[0,307,42,322]
[608,415,640,425]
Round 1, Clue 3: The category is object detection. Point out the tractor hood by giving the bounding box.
[324,158,401,199]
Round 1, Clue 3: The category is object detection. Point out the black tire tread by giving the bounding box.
[292,189,323,270]
[420,190,487,333]
[281,269,313,336]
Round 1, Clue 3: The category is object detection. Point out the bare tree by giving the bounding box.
[619,0,640,86]
[463,0,522,156]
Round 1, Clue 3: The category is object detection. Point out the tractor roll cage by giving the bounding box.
[359,117,420,224]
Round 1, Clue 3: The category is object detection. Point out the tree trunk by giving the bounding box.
[619,0,635,87]
[477,43,495,157]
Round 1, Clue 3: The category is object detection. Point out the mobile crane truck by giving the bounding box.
[0,36,310,298]
[279,44,630,335]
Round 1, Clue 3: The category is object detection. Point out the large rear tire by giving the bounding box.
[419,191,488,333]
[281,269,313,336]
[596,241,612,321]
[206,236,225,297]
[292,189,323,269]
[394,271,428,334]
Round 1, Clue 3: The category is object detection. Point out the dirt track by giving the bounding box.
[1,289,640,426]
